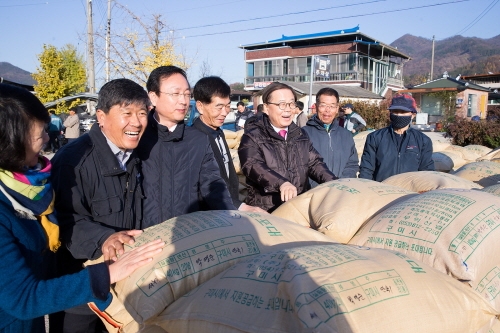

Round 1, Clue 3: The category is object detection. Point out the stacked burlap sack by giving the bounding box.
[87,210,336,332]
[348,189,500,316]
[433,144,496,172]
[224,129,247,201]
[88,175,500,332]
[155,244,497,333]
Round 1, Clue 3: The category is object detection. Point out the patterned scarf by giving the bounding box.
[0,156,60,252]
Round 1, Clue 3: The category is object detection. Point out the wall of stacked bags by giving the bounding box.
[84,129,499,332]
[86,166,499,332]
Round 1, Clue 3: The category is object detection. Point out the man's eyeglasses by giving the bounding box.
[160,92,192,99]
[267,102,297,110]
[318,103,338,110]
[214,104,232,112]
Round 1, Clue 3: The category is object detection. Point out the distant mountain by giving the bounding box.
[391,34,500,85]
[0,62,36,86]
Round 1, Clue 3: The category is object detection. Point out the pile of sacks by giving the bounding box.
[88,171,500,332]
[224,129,247,202]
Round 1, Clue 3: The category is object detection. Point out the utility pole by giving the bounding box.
[308,55,315,113]
[430,35,435,82]
[105,0,111,82]
[87,0,96,93]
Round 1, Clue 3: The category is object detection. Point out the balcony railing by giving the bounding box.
[245,72,362,86]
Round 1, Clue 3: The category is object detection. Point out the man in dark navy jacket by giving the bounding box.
[137,66,236,226]
[359,94,434,182]
[192,76,267,213]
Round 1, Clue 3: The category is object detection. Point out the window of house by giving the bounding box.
[247,63,254,77]
[467,94,477,117]
[421,95,443,116]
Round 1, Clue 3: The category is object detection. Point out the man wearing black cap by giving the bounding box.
[359,94,434,182]
[342,103,366,135]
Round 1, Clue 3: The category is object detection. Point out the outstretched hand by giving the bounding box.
[239,203,269,214]
[280,181,297,202]
[108,238,164,284]
[102,230,144,262]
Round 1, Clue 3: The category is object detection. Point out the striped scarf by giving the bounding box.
[0,157,60,252]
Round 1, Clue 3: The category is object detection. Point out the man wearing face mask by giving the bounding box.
[359,94,434,182]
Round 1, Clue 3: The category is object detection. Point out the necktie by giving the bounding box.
[278,129,287,138]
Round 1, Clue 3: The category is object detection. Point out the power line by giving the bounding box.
[175,0,386,32]
[0,2,48,7]
[454,0,498,35]
[176,0,470,39]
[164,0,246,14]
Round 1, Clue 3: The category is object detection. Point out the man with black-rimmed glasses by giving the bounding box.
[136,66,235,226]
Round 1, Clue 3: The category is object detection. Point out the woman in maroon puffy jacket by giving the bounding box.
[238,82,337,212]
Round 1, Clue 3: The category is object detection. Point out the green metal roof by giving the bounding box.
[413,77,490,91]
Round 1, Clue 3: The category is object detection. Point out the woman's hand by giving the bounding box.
[279,182,297,202]
[108,239,164,284]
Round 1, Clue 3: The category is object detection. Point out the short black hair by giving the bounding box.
[146,66,189,94]
[49,110,55,114]
[96,79,150,114]
[316,87,339,105]
[257,104,264,113]
[236,101,245,107]
[0,84,50,172]
[193,76,230,104]
[261,82,297,104]
[296,101,304,111]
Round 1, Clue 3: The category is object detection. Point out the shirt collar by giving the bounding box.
[153,111,177,132]
[270,124,288,134]
[101,132,132,167]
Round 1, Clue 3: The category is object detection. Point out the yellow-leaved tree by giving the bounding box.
[32,44,87,114]
[94,3,188,86]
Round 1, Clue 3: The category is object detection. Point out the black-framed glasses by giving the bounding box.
[160,92,192,99]
[267,102,297,110]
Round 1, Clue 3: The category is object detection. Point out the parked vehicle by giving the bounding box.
[185,100,236,131]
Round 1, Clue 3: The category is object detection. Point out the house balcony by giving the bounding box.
[245,72,404,91]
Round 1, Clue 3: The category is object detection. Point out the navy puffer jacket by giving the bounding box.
[137,110,235,226]
[359,126,434,182]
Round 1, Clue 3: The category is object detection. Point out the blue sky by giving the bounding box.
[0,0,498,87]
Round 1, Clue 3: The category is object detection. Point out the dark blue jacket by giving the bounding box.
[302,116,359,185]
[359,126,434,182]
[0,186,110,332]
[137,110,235,225]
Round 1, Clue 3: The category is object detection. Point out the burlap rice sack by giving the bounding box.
[431,139,452,152]
[272,179,416,243]
[477,318,500,333]
[96,211,335,329]
[479,147,500,161]
[452,161,500,187]
[437,150,468,170]
[382,170,483,192]
[481,184,500,197]
[432,152,455,172]
[349,189,500,309]
[446,144,481,161]
[463,144,493,159]
[226,138,238,149]
[223,129,237,139]
[154,244,497,333]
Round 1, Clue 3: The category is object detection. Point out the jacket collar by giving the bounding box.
[148,109,186,142]
[256,114,302,140]
[88,123,137,176]
[306,115,339,132]
[193,117,223,140]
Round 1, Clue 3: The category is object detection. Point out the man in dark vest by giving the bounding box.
[192,76,267,213]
